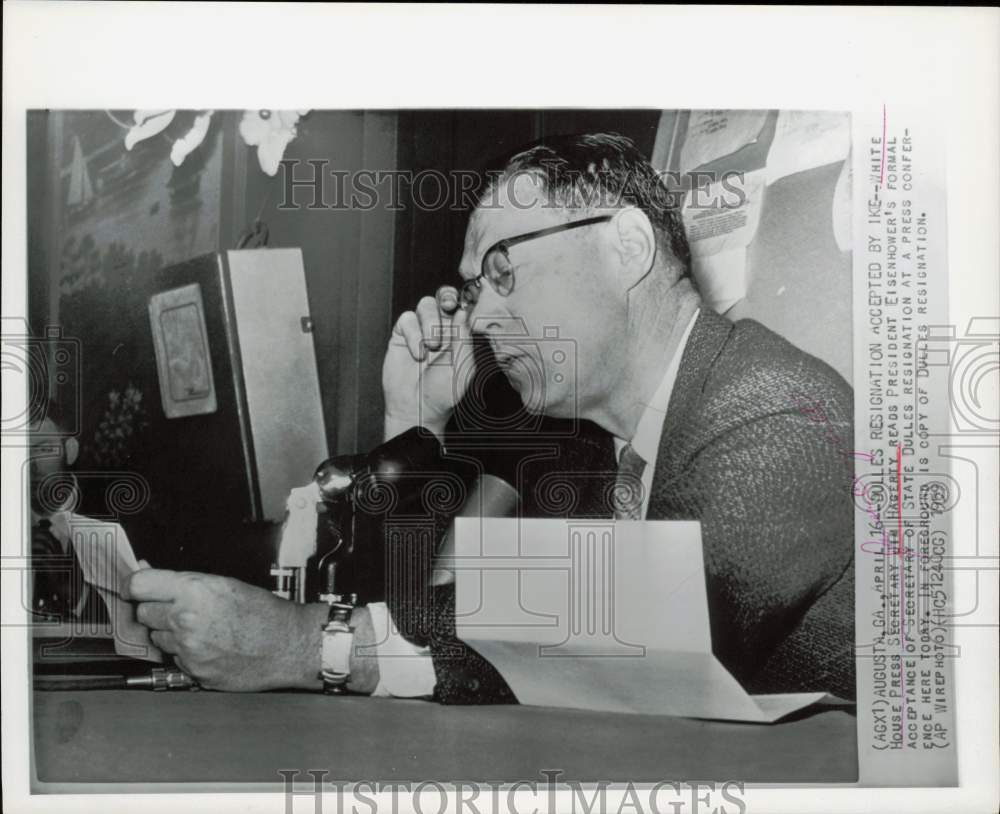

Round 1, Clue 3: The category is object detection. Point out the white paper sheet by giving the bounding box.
[679,110,769,174]
[277,481,322,567]
[766,110,851,185]
[69,516,162,662]
[454,518,827,722]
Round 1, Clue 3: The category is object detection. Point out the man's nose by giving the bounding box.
[466,288,529,338]
[468,312,530,339]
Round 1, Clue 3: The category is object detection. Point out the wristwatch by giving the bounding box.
[319,602,355,694]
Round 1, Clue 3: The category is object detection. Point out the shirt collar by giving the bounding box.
[614,308,700,465]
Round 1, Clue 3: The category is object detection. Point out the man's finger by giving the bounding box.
[172,655,195,677]
[451,304,476,393]
[126,568,184,602]
[135,600,173,630]
[393,311,425,361]
[435,285,460,316]
[149,629,180,654]
[415,295,443,352]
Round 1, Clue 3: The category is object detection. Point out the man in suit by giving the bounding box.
[128,133,854,702]
[378,132,855,702]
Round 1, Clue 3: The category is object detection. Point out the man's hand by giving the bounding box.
[126,569,329,692]
[382,290,475,441]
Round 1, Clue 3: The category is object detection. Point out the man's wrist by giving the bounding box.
[286,603,329,691]
[345,605,380,694]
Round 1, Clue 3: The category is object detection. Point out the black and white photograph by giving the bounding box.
[2,5,997,814]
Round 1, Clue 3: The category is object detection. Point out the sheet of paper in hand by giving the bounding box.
[455,518,830,722]
[68,516,163,662]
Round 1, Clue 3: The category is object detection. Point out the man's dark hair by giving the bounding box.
[487,132,691,278]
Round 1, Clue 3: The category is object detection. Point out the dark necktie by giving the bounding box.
[612,443,647,520]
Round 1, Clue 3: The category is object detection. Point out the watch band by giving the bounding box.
[319,602,355,694]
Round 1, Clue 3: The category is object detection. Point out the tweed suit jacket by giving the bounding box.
[387,308,856,704]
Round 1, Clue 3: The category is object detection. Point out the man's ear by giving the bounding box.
[612,208,657,290]
[64,437,79,467]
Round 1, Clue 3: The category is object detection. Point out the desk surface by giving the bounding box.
[33,690,857,786]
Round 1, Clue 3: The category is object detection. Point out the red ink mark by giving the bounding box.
[880,105,887,186]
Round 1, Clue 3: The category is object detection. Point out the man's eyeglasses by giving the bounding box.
[459,215,614,309]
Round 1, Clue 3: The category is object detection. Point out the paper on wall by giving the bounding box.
[682,168,766,311]
[679,110,769,174]
[766,110,850,185]
[832,153,852,252]
[690,249,747,315]
[684,167,766,255]
[650,110,680,170]
[453,518,829,722]
[69,516,162,662]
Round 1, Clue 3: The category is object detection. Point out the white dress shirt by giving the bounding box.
[612,308,700,519]
[365,601,436,697]
[368,309,701,697]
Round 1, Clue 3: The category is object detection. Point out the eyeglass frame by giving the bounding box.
[460,214,615,308]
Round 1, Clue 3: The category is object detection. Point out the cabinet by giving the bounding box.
[136,249,328,572]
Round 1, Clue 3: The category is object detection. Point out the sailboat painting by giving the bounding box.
[66,135,95,212]
[56,110,223,269]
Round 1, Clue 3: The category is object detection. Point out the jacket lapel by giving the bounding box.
[649,309,734,514]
